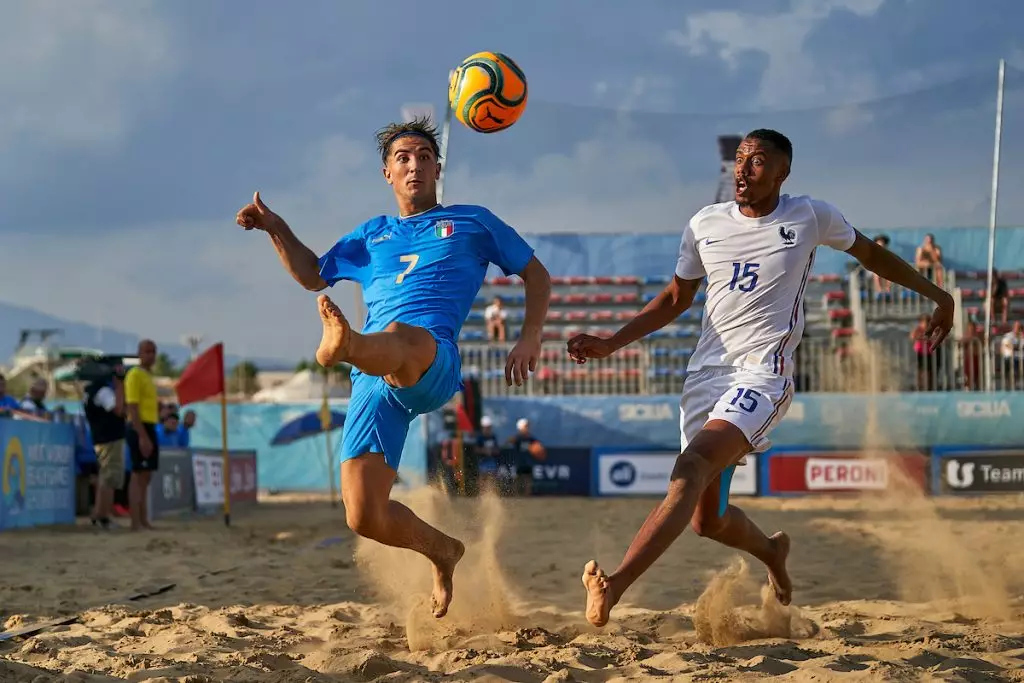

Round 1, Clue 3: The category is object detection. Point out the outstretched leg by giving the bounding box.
[691,471,792,605]
[582,420,749,627]
[316,294,436,387]
[344,454,465,617]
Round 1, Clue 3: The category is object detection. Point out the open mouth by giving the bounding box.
[735,179,748,193]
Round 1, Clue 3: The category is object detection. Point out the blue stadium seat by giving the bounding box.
[461,330,486,341]
[651,348,671,358]
[669,348,692,358]
[466,311,484,322]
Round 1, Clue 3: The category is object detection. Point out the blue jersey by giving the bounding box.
[317,204,534,341]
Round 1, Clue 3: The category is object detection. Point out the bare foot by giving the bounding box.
[315,294,351,367]
[766,531,793,605]
[582,560,616,627]
[430,538,465,618]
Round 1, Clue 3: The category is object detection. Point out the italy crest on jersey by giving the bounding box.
[434,220,455,239]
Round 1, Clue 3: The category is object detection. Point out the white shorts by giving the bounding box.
[679,366,794,462]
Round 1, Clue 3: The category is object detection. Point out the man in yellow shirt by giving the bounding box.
[125,339,160,531]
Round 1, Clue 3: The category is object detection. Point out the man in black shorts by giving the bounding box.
[125,340,160,531]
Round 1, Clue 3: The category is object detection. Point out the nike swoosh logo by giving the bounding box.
[705,238,724,245]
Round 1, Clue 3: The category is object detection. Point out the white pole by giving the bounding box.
[437,70,455,205]
[984,58,1006,392]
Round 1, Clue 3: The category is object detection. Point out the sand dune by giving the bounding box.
[2,490,1024,682]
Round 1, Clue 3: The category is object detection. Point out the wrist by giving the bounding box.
[519,325,543,341]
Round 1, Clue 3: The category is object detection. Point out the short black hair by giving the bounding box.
[744,129,793,163]
[375,116,441,163]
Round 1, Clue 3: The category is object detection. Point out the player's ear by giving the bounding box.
[434,162,441,180]
[382,164,393,185]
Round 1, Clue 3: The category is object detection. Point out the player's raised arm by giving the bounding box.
[568,276,701,362]
[846,231,954,345]
[236,191,327,291]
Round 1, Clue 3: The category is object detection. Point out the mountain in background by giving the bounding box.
[0,300,292,371]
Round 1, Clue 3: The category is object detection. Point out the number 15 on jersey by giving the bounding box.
[729,262,760,293]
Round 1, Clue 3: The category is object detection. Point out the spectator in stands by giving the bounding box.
[911,314,940,391]
[484,296,508,342]
[475,416,502,491]
[509,418,545,496]
[871,235,892,297]
[960,320,983,391]
[156,411,190,448]
[20,377,50,418]
[999,321,1024,388]
[125,339,160,531]
[915,234,944,288]
[0,374,20,413]
[989,269,1010,325]
[83,366,125,530]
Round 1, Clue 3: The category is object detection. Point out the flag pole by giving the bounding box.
[221,388,231,526]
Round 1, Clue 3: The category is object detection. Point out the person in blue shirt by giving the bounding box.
[235,116,551,619]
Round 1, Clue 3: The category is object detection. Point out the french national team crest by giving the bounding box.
[434,220,455,239]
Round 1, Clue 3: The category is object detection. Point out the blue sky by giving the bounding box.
[2,0,1022,360]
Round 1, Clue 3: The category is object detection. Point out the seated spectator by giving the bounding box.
[20,377,51,418]
[914,233,944,288]
[484,296,508,342]
[999,321,1024,388]
[871,234,893,296]
[989,269,1010,325]
[0,374,21,413]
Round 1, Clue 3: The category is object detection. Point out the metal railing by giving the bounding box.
[460,335,1023,396]
[849,267,958,321]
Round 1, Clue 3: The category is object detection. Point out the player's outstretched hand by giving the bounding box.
[567,333,614,364]
[235,191,285,233]
[926,298,955,350]
[506,336,541,387]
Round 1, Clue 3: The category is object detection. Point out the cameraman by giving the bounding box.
[83,362,126,529]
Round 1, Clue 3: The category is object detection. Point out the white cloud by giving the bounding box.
[0,0,176,150]
[666,0,885,110]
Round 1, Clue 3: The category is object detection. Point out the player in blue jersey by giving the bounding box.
[235,117,552,618]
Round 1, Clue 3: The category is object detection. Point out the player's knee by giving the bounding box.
[669,452,712,491]
[691,510,726,539]
[344,500,383,539]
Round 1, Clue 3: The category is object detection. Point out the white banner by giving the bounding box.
[191,453,224,506]
[804,457,888,491]
[597,452,757,497]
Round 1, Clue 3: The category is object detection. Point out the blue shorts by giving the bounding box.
[341,335,462,471]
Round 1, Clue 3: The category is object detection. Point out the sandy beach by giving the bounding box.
[2,488,1023,682]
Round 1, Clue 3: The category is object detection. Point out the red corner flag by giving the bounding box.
[175,342,225,405]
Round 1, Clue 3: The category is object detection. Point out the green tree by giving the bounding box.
[228,361,260,396]
[152,352,178,377]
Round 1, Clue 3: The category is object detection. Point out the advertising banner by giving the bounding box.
[932,447,1024,494]
[594,449,757,497]
[528,447,591,496]
[763,449,927,495]
[148,448,195,519]
[228,450,259,504]
[191,452,224,508]
[0,420,76,530]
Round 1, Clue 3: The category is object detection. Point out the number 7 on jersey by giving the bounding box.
[396,254,419,284]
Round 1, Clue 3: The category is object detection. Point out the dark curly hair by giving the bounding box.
[375,116,442,163]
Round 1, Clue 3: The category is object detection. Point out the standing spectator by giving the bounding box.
[20,378,50,418]
[870,235,893,297]
[156,411,189,448]
[475,416,502,492]
[911,315,940,391]
[960,320,983,391]
[989,269,1010,326]
[509,418,545,496]
[83,366,125,529]
[484,296,508,342]
[125,339,160,531]
[915,233,944,288]
[0,374,21,413]
[999,321,1024,389]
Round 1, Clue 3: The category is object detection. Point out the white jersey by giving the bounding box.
[675,194,857,378]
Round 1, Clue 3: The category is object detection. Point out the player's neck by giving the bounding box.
[397,198,440,218]
[737,194,780,219]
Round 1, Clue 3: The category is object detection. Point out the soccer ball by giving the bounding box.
[448,52,528,133]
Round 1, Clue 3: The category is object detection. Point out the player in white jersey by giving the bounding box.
[567,129,954,628]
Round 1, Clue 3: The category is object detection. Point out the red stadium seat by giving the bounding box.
[1010,288,1024,297]
[565,311,588,321]
[613,293,639,303]
[546,310,564,321]
[614,276,640,285]
[590,310,614,321]
[615,311,635,321]
[592,293,613,303]
[549,294,564,304]
[828,308,852,320]
[568,276,591,285]
[831,327,855,338]
[825,291,846,303]
[594,276,614,285]
[564,294,587,304]
[490,276,514,286]
[550,276,570,286]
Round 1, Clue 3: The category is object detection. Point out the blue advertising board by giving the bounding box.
[0,419,76,530]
